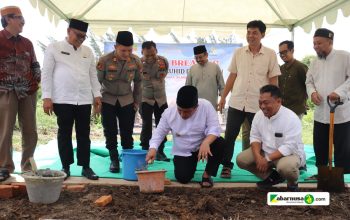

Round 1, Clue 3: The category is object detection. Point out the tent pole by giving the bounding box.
[291,27,295,41]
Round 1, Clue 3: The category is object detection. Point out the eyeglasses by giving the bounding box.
[9,15,25,22]
[278,50,289,56]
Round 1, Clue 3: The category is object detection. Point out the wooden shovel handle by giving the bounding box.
[328,112,334,171]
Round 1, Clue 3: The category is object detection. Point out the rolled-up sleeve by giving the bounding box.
[250,113,262,144]
[278,118,302,156]
[149,109,171,150]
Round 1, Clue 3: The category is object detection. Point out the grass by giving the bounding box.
[12,98,315,151]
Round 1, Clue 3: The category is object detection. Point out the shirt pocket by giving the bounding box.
[80,57,91,72]
[274,132,284,148]
[191,121,206,135]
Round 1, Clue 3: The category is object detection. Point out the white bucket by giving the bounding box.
[22,169,66,204]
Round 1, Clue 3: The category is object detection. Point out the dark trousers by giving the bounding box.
[140,102,168,151]
[53,104,91,168]
[101,101,136,151]
[222,107,255,169]
[314,120,350,173]
[173,137,225,183]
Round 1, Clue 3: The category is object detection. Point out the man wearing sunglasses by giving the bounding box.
[41,19,102,180]
[0,6,41,182]
[278,41,308,119]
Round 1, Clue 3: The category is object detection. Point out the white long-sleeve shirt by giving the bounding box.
[306,49,350,124]
[41,39,101,104]
[250,106,306,166]
[149,99,221,156]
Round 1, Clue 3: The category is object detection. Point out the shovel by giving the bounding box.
[317,97,345,192]
[29,157,38,173]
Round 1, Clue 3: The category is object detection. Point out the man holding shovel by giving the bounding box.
[306,28,350,177]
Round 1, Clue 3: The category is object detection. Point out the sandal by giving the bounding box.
[304,174,318,181]
[199,176,214,188]
[0,169,10,182]
[220,167,231,179]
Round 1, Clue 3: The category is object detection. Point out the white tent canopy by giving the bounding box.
[29,0,350,37]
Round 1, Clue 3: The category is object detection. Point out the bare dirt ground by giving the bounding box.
[1,185,349,220]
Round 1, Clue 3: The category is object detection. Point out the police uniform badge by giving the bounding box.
[128,73,134,81]
[142,72,150,80]
[158,59,166,71]
[96,62,103,71]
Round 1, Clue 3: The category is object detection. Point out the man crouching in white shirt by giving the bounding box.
[145,85,225,188]
[236,85,306,191]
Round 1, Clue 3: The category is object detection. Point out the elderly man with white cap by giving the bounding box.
[41,18,102,180]
[306,28,350,175]
[0,6,41,181]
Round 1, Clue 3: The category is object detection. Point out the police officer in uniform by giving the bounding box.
[140,41,170,161]
[97,31,142,173]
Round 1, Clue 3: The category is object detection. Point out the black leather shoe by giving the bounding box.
[61,168,70,180]
[155,152,170,162]
[257,170,285,189]
[109,160,120,173]
[82,167,99,180]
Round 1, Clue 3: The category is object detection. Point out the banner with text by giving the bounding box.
[104,43,242,104]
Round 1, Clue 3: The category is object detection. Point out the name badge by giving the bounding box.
[61,51,70,55]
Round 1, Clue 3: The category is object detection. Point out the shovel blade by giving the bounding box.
[317,166,345,192]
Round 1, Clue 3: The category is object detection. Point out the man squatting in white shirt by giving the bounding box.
[236,85,306,191]
[145,85,226,188]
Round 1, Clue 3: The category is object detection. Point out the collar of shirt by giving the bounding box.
[284,59,296,69]
[268,105,283,121]
[325,49,335,60]
[113,51,131,63]
[244,44,266,55]
[2,29,21,40]
[64,38,82,51]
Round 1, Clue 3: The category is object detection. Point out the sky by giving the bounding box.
[1,0,350,65]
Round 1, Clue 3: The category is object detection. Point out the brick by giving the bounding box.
[164,178,171,185]
[0,185,13,199]
[94,195,112,207]
[66,184,85,192]
[11,183,27,196]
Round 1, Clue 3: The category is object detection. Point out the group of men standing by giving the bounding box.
[1,6,350,191]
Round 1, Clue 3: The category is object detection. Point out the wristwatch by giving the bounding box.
[265,154,272,162]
